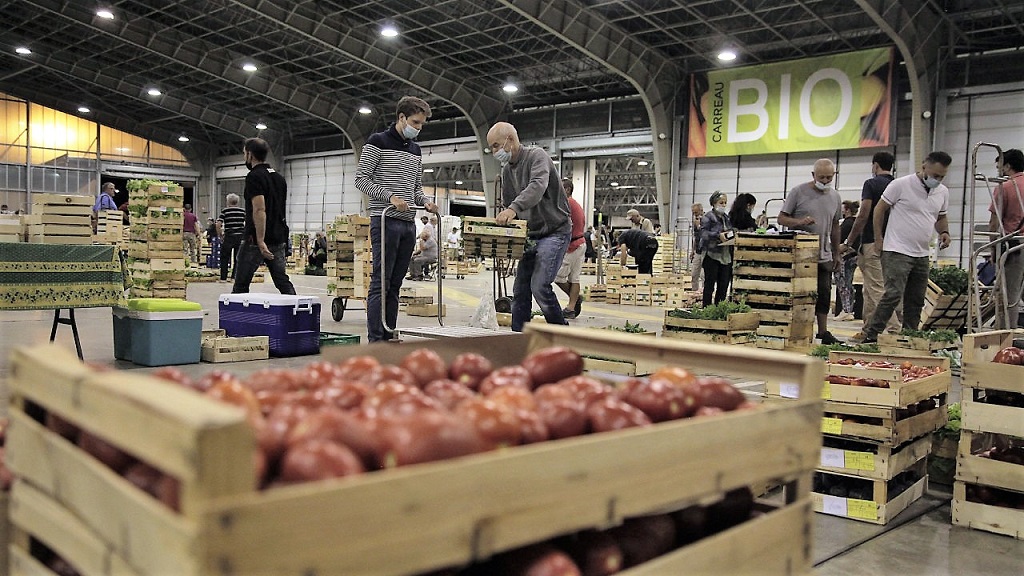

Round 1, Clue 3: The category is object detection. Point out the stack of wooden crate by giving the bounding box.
[731,233,818,351]
[652,233,678,274]
[920,279,969,331]
[953,329,1024,540]
[767,351,951,525]
[461,217,527,261]
[327,214,371,301]
[661,309,760,345]
[127,182,186,298]
[27,193,94,244]
[0,214,21,242]
[94,209,124,245]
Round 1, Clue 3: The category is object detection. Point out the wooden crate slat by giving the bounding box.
[955,431,1024,494]
[952,481,1024,540]
[818,435,932,480]
[812,474,927,525]
[960,399,1024,437]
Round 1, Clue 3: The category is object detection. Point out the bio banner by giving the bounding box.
[688,47,893,157]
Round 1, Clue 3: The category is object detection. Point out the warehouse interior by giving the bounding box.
[2,1,1024,575]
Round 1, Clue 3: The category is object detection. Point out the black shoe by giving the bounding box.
[562,308,577,319]
[817,331,839,345]
[574,295,584,317]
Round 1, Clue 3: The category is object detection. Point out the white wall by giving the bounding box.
[284,153,359,233]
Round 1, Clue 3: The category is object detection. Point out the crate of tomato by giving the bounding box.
[6,324,824,576]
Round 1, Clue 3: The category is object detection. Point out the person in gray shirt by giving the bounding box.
[778,158,842,345]
[489,121,571,331]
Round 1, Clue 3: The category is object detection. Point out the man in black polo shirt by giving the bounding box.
[232,137,296,295]
[617,228,659,274]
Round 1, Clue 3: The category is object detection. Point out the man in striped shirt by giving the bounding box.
[217,193,246,282]
[355,96,438,342]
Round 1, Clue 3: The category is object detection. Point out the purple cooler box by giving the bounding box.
[218,294,320,357]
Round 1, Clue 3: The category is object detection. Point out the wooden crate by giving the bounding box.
[952,481,1024,540]
[406,303,446,317]
[731,276,817,295]
[960,329,1024,392]
[812,462,928,525]
[201,336,270,363]
[955,430,1024,494]
[819,435,933,480]
[7,326,823,576]
[462,217,528,238]
[920,280,968,331]
[877,333,960,357]
[818,352,951,407]
[820,398,947,446]
[662,311,760,346]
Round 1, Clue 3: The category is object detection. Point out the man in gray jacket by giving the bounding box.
[489,121,571,331]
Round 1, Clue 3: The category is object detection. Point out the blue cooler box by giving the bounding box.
[218,294,320,356]
[112,299,203,366]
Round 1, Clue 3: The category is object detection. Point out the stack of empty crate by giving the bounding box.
[127,181,186,298]
[652,233,676,274]
[328,214,371,301]
[94,210,123,245]
[27,193,94,244]
[731,233,818,351]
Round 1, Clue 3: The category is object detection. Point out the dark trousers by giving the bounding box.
[633,246,658,274]
[232,240,296,295]
[702,256,732,305]
[367,217,416,342]
[220,234,242,280]
[865,251,929,338]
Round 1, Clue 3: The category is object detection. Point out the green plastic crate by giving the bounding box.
[319,332,360,347]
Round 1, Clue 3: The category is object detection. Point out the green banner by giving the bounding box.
[688,48,893,157]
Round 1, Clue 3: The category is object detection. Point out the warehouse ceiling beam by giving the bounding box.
[498,0,680,228]
[854,0,946,162]
[22,0,352,149]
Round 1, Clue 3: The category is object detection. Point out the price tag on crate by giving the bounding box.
[847,498,878,520]
[820,448,845,468]
[779,382,800,399]
[844,451,876,471]
[821,495,848,517]
[821,417,844,435]
[821,381,831,400]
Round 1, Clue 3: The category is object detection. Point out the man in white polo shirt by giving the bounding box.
[858,151,953,343]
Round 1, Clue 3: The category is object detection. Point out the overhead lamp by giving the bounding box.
[455,180,464,185]
[502,83,519,94]
[96,9,114,19]
[423,168,434,173]
[147,87,161,96]
[77,106,90,113]
[255,122,267,130]
[178,135,190,142]
[15,47,31,55]
[380,25,399,38]
[610,181,620,187]
[552,160,560,164]
[637,160,649,166]
[242,63,258,72]
[358,106,372,115]
[717,50,737,62]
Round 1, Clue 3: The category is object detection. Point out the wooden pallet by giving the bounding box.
[8,326,823,576]
[812,461,928,525]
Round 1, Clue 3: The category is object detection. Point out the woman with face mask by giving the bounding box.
[699,191,734,305]
[729,193,758,232]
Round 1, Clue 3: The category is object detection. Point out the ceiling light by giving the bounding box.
[77,106,90,113]
[358,106,372,115]
[455,180,463,185]
[637,160,649,166]
[242,63,258,72]
[610,181,620,187]
[718,50,737,62]
[96,9,114,19]
[15,47,31,55]
[380,26,399,38]
[423,168,434,173]
[255,122,267,130]
[552,160,560,164]
[147,88,161,96]
[502,83,519,94]
[178,135,190,142]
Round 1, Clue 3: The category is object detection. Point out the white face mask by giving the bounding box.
[923,176,941,189]
[401,118,420,140]
[814,180,831,192]
[493,136,512,165]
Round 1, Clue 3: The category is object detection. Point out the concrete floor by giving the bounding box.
[1,268,1022,574]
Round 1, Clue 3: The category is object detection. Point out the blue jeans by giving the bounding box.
[367,217,416,342]
[512,232,570,331]
[232,240,296,294]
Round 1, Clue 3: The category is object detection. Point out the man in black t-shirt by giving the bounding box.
[617,228,659,274]
[232,138,296,294]
[842,151,899,336]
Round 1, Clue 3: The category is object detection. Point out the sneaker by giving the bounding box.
[817,331,839,345]
[574,295,584,317]
[835,312,855,322]
[562,308,577,319]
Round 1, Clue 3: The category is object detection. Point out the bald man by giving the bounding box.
[488,121,571,331]
[778,158,843,345]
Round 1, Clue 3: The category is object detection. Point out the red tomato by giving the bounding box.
[456,398,522,447]
[586,397,652,432]
[400,349,448,388]
[280,439,365,483]
[621,379,699,422]
[487,385,537,411]
[449,353,493,390]
[338,355,382,382]
[206,380,264,422]
[694,406,725,417]
[497,545,583,576]
[245,368,307,392]
[373,394,445,418]
[376,411,488,468]
[536,397,589,439]
[259,403,313,462]
[361,382,424,412]
[423,379,478,411]
[515,409,550,444]
[520,347,584,387]
[123,462,161,496]
[650,366,697,389]
[300,361,345,388]
[694,377,745,411]
[311,381,370,411]
[286,407,382,467]
[150,366,194,389]
[364,364,419,388]
[563,531,624,576]
[78,431,134,473]
[479,365,533,395]
[45,412,80,442]
[993,346,1024,365]
[557,376,616,406]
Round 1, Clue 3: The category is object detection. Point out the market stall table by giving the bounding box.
[0,243,124,359]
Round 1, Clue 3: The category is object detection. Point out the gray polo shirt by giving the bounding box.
[782,182,842,262]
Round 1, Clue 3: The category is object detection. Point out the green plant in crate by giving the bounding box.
[808,342,880,359]
[604,321,648,333]
[930,266,969,295]
[667,300,751,321]
[899,328,959,343]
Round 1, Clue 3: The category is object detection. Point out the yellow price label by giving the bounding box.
[821,381,832,400]
[845,451,876,471]
[822,417,844,435]
[847,499,878,520]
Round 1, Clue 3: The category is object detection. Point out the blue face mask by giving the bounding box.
[402,121,420,140]
[493,136,511,165]
[923,176,940,189]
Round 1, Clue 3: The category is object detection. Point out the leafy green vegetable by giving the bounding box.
[667,300,751,321]
[936,402,961,439]
[899,328,960,343]
[809,342,881,358]
[604,321,649,333]
[930,266,969,295]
